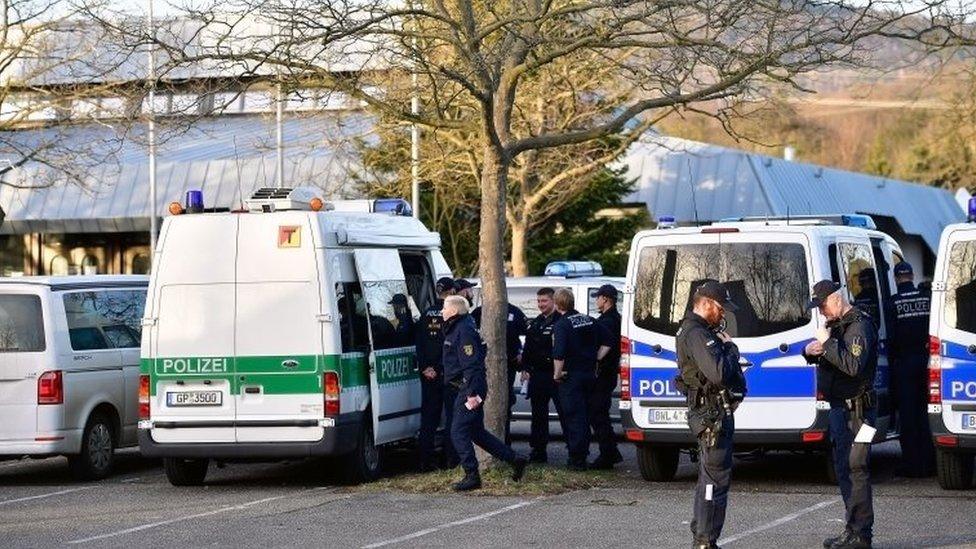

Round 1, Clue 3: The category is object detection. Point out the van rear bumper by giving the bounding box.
[930,413,976,451]
[138,412,363,459]
[621,408,833,449]
[0,430,83,457]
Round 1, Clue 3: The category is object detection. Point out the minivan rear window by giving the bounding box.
[633,242,811,337]
[945,239,976,335]
[0,295,45,352]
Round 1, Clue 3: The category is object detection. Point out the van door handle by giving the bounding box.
[968,345,976,356]
[244,386,261,394]
[281,359,299,369]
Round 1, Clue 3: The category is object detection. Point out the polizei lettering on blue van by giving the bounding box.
[158,358,229,374]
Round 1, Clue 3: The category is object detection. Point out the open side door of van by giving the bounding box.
[353,249,422,445]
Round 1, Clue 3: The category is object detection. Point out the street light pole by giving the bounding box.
[410,33,420,218]
[147,0,158,263]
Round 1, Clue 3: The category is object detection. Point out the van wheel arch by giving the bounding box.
[67,408,118,481]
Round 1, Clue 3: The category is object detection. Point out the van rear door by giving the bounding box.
[235,212,324,443]
[149,215,238,444]
[935,228,976,434]
[354,249,421,445]
[0,290,48,444]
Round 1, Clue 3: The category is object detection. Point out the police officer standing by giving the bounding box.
[472,296,528,444]
[552,288,612,471]
[589,284,623,469]
[521,287,564,463]
[675,280,745,549]
[441,295,527,491]
[804,280,877,549]
[415,277,458,472]
[889,262,936,477]
[454,278,476,306]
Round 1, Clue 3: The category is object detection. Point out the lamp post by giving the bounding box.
[147,0,158,262]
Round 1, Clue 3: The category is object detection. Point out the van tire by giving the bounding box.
[68,413,116,481]
[163,458,210,486]
[936,449,974,490]
[342,420,381,484]
[636,445,679,482]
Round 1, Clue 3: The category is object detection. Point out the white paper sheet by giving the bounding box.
[854,423,877,443]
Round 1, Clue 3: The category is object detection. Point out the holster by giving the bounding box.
[843,390,876,420]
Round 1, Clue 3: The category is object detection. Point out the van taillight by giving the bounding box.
[620,336,631,401]
[139,375,151,420]
[929,336,942,405]
[324,372,340,416]
[37,371,63,405]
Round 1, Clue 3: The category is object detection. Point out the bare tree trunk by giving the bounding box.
[510,218,530,277]
[477,143,510,455]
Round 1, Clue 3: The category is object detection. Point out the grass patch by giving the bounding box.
[361,464,617,496]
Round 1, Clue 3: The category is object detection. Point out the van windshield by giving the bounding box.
[0,295,45,352]
[945,239,976,335]
[633,242,811,338]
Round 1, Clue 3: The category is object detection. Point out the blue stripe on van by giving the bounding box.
[631,339,816,399]
[941,340,976,402]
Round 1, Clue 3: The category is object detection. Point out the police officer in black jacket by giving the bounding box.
[889,262,935,477]
[676,280,745,549]
[804,280,877,549]
[552,288,612,471]
[442,295,527,491]
[589,284,623,469]
[521,287,564,463]
[415,277,458,471]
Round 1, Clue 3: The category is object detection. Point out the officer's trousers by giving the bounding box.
[528,368,565,459]
[419,377,457,467]
[589,370,620,459]
[451,393,516,474]
[504,361,518,445]
[691,414,733,544]
[557,371,593,465]
[893,354,935,475]
[828,405,875,540]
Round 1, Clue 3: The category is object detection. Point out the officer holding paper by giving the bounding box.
[803,280,877,549]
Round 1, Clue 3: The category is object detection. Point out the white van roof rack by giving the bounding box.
[714,214,876,230]
[245,187,320,212]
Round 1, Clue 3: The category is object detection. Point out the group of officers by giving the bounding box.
[679,262,934,549]
[415,277,624,490]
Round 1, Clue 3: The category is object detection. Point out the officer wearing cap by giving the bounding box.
[675,280,745,549]
[589,284,623,469]
[415,277,458,471]
[389,293,415,348]
[552,288,612,471]
[521,287,564,463]
[454,278,477,307]
[441,295,528,491]
[889,262,935,477]
[472,289,528,444]
[803,280,877,549]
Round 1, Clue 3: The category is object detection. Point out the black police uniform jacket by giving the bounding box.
[442,314,488,399]
[675,313,742,393]
[596,307,622,378]
[552,309,611,373]
[522,311,562,373]
[415,299,446,374]
[890,282,930,360]
[804,307,878,401]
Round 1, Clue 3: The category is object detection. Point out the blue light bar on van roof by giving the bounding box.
[373,198,413,217]
[840,215,876,229]
[969,197,976,223]
[657,216,677,229]
[544,261,604,278]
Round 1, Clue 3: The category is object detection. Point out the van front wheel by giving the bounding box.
[68,413,116,481]
[936,448,974,490]
[342,420,381,484]
[163,458,210,486]
[636,444,679,482]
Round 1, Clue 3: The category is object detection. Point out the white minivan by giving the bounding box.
[0,275,148,479]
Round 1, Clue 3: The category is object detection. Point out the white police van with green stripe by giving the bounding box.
[138,188,452,486]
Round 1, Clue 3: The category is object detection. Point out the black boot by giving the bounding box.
[511,456,528,482]
[824,529,852,548]
[452,471,482,491]
[832,533,871,549]
[589,449,624,470]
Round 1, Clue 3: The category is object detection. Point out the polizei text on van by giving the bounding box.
[157,358,230,374]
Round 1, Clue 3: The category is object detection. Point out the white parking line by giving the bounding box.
[718,497,842,546]
[67,487,334,544]
[361,499,540,549]
[0,487,96,506]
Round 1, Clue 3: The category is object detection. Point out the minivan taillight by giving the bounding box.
[37,371,63,405]
[324,371,340,416]
[929,336,942,405]
[620,336,631,401]
[139,375,151,420]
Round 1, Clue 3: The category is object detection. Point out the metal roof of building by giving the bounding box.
[620,136,965,253]
[0,113,371,235]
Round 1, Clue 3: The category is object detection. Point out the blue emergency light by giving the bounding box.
[841,214,874,229]
[658,216,677,229]
[373,198,413,217]
[185,190,204,214]
[969,197,976,223]
[544,261,604,278]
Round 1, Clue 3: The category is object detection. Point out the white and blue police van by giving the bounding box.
[928,197,976,489]
[620,215,904,481]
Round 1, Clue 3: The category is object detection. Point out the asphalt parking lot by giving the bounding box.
[2,438,976,549]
